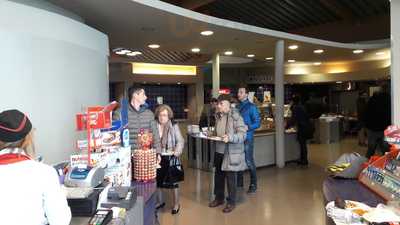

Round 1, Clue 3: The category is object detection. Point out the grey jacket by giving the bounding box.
[215,109,248,171]
[114,104,161,153]
[159,121,184,156]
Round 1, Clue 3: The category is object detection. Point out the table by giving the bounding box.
[322,177,385,225]
[70,181,157,225]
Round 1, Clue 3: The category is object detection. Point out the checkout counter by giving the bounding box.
[69,182,157,225]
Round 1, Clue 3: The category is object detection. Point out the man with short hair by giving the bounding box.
[199,97,218,129]
[115,85,161,152]
[237,86,261,193]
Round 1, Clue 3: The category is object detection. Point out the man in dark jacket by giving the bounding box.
[199,98,218,129]
[115,85,161,152]
[287,95,313,165]
[364,87,391,158]
[236,86,261,193]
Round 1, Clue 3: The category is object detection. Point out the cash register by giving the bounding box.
[64,166,106,216]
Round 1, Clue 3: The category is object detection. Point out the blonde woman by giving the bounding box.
[0,109,71,225]
[155,104,184,214]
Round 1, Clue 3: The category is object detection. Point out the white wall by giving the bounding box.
[392,0,400,125]
[0,1,110,163]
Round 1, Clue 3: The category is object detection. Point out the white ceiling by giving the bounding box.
[47,0,390,66]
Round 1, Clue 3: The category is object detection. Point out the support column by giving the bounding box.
[275,40,285,168]
[212,53,220,98]
[391,1,400,125]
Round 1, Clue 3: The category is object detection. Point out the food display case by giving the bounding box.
[255,103,292,133]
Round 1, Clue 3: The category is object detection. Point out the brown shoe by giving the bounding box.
[208,200,224,208]
[222,204,235,213]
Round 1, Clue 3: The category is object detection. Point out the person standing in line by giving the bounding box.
[364,85,391,158]
[236,86,261,193]
[208,94,247,213]
[199,97,218,129]
[286,95,314,166]
[114,85,161,153]
[154,104,184,215]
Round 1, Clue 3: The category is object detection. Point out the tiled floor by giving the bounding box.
[157,137,367,225]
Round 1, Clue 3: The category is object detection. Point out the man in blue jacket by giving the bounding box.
[237,86,261,193]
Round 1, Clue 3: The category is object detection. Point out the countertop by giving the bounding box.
[70,181,157,225]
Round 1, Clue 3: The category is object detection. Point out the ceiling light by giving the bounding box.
[265,57,273,60]
[288,59,296,63]
[177,82,181,85]
[376,52,385,56]
[148,44,160,49]
[247,54,255,58]
[116,49,131,55]
[191,48,200,53]
[224,51,233,56]
[336,81,343,84]
[353,49,364,54]
[314,49,324,54]
[288,45,298,50]
[200,30,214,36]
[127,51,143,56]
[313,62,322,66]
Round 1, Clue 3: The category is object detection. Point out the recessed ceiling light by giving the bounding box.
[265,57,274,60]
[148,44,160,49]
[191,48,200,53]
[116,49,131,55]
[353,49,364,54]
[313,62,322,66]
[288,59,296,63]
[127,51,142,56]
[201,30,214,36]
[376,52,385,56]
[288,45,298,50]
[314,49,324,54]
[247,54,255,58]
[224,51,233,56]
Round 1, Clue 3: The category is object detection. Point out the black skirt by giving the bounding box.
[156,155,181,189]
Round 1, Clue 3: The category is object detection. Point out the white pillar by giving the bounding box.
[275,40,285,168]
[391,1,400,125]
[212,53,220,98]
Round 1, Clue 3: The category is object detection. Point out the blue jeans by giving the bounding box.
[237,138,257,187]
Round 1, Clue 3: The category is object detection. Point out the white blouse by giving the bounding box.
[0,150,71,225]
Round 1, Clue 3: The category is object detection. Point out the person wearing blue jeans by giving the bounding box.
[237,86,261,193]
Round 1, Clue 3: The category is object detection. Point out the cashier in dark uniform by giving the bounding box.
[0,109,71,225]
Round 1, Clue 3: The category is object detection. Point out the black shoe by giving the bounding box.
[208,200,224,208]
[156,202,166,210]
[247,185,257,194]
[222,204,235,213]
[171,205,180,214]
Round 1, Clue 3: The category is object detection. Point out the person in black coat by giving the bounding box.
[286,95,314,165]
[364,87,391,158]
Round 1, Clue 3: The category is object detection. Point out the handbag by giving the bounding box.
[164,156,184,184]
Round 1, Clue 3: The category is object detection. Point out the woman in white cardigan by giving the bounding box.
[0,109,71,225]
[154,104,184,215]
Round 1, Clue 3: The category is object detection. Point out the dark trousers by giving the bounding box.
[366,129,389,158]
[214,152,237,205]
[298,136,308,164]
[237,139,257,187]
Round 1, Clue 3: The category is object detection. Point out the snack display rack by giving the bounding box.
[71,99,132,186]
[358,125,400,202]
[133,129,157,182]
